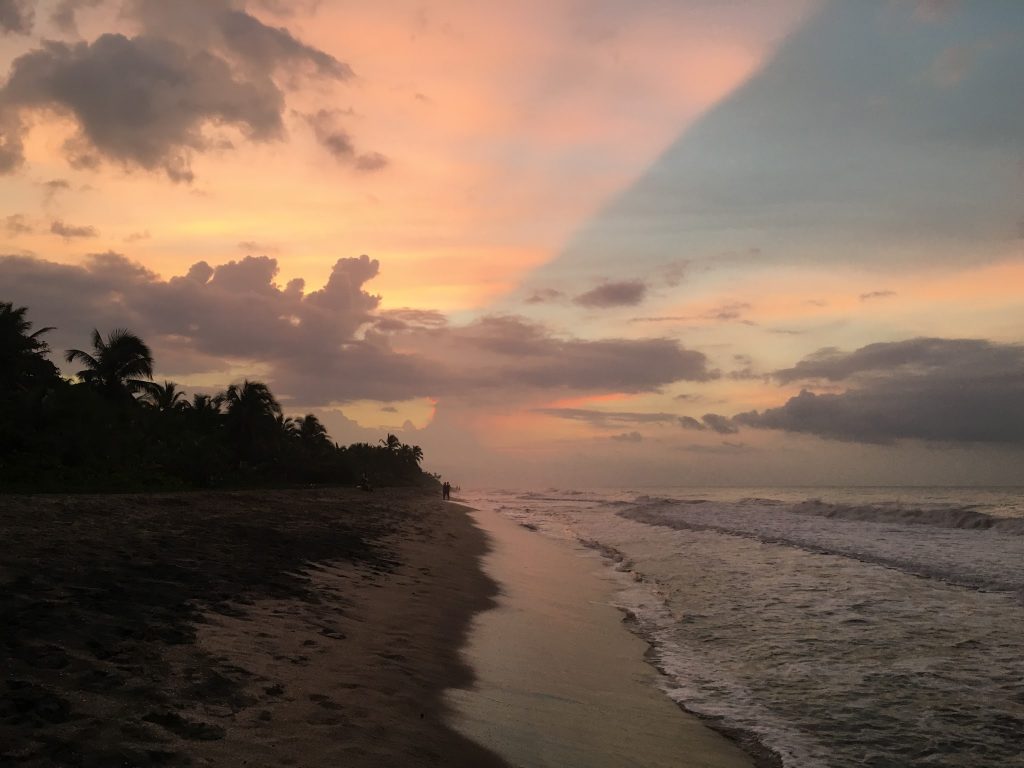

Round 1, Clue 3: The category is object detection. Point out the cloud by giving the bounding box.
[736,338,1024,444]
[42,178,72,202]
[0,253,717,407]
[4,214,31,235]
[125,230,151,242]
[535,408,677,427]
[238,240,280,254]
[678,415,705,430]
[0,0,32,35]
[50,0,103,34]
[51,220,98,239]
[574,280,647,308]
[0,1,355,180]
[701,413,739,434]
[0,35,286,181]
[610,431,643,443]
[444,315,715,394]
[678,413,738,434]
[678,440,752,454]
[304,110,388,171]
[859,290,896,301]
[524,288,564,305]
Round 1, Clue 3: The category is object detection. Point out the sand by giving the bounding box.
[0,488,506,767]
[447,505,757,768]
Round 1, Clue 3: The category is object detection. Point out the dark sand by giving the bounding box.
[0,488,506,767]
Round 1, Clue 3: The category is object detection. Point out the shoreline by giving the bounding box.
[0,488,507,767]
[447,503,758,768]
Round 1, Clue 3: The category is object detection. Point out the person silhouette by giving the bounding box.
[442,481,450,500]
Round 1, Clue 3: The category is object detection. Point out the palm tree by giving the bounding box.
[223,380,282,462]
[143,381,189,412]
[276,414,299,438]
[379,433,401,453]
[65,328,154,400]
[297,414,331,450]
[191,393,223,415]
[0,302,58,391]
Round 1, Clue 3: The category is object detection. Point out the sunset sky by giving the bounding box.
[2,0,1022,486]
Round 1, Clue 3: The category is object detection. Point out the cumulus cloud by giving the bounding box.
[0,0,358,180]
[0,253,716,407]
[736,338,1024,444]
[0,35,285,181]
[0,0,32,35]
[51,220,98,239]
[574,280,647,308]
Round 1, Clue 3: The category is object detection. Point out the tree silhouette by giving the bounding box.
[297,414,331,451]
[223,380,282,463]
[65,328,154,400]
[2,303,439,491]
[143,381,189,412]
[1,302,58,392]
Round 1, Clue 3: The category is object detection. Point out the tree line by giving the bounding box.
[0,302,435,491]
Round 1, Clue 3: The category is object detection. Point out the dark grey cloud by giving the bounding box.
[126,0,350,79]
[535,408,677,427]
[0,0,32,35]
[217,7,350,79]
[574,280,647,308]
[736,338,1024,444]
[305,110,388,171]
[0,253,716,406]
[678,413,738,433]
[678,415,705,430]
[373,308,448,332]
[51,220,98,239]
[702,412,740,435]
[451,315,715,393]
[1,34,285,181]
[772,337,1021,384]
[0,0,358,180]
[611,431,643,443]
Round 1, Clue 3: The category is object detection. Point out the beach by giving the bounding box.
[0,488,504,767]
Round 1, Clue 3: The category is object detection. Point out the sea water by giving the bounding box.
[460,487,1024,768]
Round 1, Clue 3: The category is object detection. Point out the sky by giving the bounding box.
[1,0,1022,487]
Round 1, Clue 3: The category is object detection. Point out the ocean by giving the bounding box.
[460,487,1024,768]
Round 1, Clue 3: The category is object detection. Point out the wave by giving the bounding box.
[618,500,1024,596]
[787,499,1024,535]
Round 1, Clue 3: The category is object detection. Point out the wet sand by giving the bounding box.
[447,504,756,768]
[0,488,506,767]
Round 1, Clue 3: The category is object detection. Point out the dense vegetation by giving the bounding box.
[0,302,435,491]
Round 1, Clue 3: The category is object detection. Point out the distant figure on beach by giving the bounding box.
[442,481,450,500]
[357,473,373,492]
